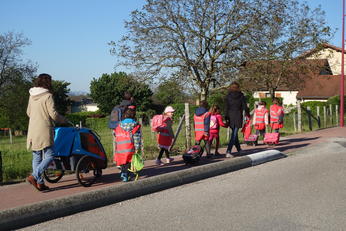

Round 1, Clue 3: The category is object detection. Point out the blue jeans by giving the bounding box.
[226,127,241,153]
[32,146,54,184]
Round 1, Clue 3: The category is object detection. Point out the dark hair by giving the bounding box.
[272,98,279,104]
[209,105,220,114]
[258,101,266,106]
[123,108,136,119]
[34,73,52,91]
[124,92,132,101]
[229,81,240,92]
[199,100,209,109]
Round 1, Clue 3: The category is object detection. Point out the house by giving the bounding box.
[299,43,345,75]
[242,44,346,105]
[297,75,346,102]
[68,95,99,113]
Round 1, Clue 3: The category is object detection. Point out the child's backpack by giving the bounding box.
[108,105,124,129]
[151,114,164,132]
[209,114,219,130]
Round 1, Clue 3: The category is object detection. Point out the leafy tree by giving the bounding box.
[89,72,153,113]
[52,80,71,115]
[0,73,31,130]
[153,79,186,105]
[239,0,332,98]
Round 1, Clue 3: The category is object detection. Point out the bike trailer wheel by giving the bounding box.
[76,155,97,187]
[43,169,65,183]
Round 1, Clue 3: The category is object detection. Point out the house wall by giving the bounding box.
[306,48,344,75]
[253,91,299,106]
[85,104,99,112]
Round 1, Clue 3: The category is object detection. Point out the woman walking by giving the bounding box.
[26,73,66,191]
[225,82,250,157]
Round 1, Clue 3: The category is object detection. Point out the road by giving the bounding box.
[19,138,346,231]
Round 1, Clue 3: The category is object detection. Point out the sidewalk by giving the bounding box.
[0,127,345,219]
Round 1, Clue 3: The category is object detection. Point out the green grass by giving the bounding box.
[0,113,343,183]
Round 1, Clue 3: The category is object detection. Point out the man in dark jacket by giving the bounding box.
[225,82,250,157]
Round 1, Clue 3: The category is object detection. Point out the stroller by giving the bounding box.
[44,126,108,187]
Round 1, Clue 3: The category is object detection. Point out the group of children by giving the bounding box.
[112,98,284,182]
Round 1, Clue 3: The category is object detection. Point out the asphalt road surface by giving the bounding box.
[20,138,346,231]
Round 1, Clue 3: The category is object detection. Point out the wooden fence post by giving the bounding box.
[0,152,2,183]
[293,112,297,132]
[316,106,321,128]
[184,103,191,150]
[297,100,302,132]
[307,106,312,131]
[323,106,327,127]
[329,104,333,125]
[336,105,339,126]
[9,128,13,144]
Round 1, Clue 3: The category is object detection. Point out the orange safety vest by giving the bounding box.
[194,112,210,141]
[270,104,284,129]
[254,108,268,130]
[157,117,173,147]
[113,124,141,165]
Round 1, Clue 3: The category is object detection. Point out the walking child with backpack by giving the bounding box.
[154,106,175,165]
[208,105,228,156]
[253,101,269,140]
[113,108,141,182]
[194,100,212,158]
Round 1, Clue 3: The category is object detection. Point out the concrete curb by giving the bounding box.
[0,150,285,230]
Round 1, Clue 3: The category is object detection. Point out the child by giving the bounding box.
[113,108,141,182]
[155,106,175,165]
[194,100,212,158]
[253,101,269,139]
[270,98,284,133]
[208,105,228,156]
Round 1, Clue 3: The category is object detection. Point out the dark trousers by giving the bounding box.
[195,139,211,155]
[226,127,241,153]
[157,148,170,160]
[256,129,266,137]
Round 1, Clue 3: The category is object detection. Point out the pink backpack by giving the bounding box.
[151,114,164,132]
[209,114,219,130]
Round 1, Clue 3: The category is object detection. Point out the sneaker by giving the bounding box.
[166,157,174,164]
[225,153,233,158]
[155,159,164,166]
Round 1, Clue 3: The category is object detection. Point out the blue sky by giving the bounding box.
[0,0,342,93]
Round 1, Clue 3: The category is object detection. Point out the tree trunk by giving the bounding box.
[199,84,209,102]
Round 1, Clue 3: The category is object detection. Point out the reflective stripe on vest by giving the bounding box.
[115,125,140,156]
[194,112,209,141]
[255,108,268,124]
[157,126,172,146]
[270,105,282,123]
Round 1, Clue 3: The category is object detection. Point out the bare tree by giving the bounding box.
[0,32,37,96]
[111,0,268,100]
[111,0,332,101]
[239,0,333,98]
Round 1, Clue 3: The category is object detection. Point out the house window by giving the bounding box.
[265,93,271,98]
[275,93,281,97]
[259,93,265,98]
